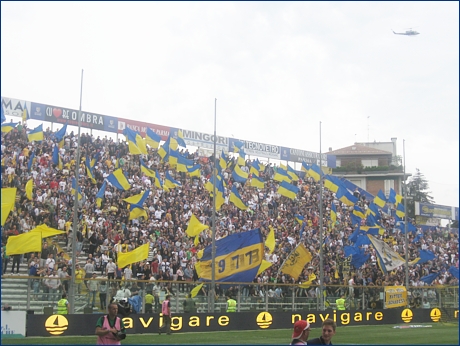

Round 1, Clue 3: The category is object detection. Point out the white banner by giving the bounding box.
[1,310,26,336]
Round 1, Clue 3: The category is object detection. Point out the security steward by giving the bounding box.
[57,293,70,314]
[335,294,346,310]
[226,295,237,313]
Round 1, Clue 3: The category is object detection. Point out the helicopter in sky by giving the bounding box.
[392,28,420,36]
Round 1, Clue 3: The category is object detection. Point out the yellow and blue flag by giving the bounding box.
[277,181,299,200]
[301,162,310,174]
[232,165,248,183]
[331,203,337,223]
[295,214,304,225]
[28,152,35,172]
[273,168,291,183]
[71,177,83,200]
[190,283,203,298]
[287,165,299,181]
[373,190,387,208]
[187,164,201,178]
[219,150,227,171]
[54,124,67,148]
[139,158,156,178]
[145,128,161,149]
[106,169,131,191]
[154,170,163,189]
[1,122,18,133]
[22,105,29,122]
[96,181,106,208]
[396,203,405,218]
[353,205,365,219]
[367,234,405,274]
[117,243,150,269]
[123,189,150,207]
[173,129,187,148]
[176,154,194,173]
[123,127,147,155]
[52,145,61,169]
[308,164,322,182]
[27,124,44,142]
[85,157,96,183]
[279,243,312,281]
[199,228,264,283]
[128,205,148,221]
[165,170,182,189]
[324,175,342,193]
[229,186,248,210]
[250,174,265,189]
[237,148,246,166]
[233,140,244,153]
[336,186,358,206]
[360,225,384,236]
[249,161,260,176]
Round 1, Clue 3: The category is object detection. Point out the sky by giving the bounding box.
[1,1,458,208]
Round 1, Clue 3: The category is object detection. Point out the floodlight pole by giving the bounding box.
[319,121,325,311]
[403,140,409,294]
[70,69,83,314]
[210,98,217,312]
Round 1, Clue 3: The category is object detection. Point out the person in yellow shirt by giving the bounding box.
[75,264,85,294]
[336,294,346,310]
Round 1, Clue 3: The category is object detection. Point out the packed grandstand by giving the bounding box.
[1,120,458,311]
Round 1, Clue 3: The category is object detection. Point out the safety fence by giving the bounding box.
[1,275,458,315]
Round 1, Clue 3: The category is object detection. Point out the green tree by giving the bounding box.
[404,168,435,217]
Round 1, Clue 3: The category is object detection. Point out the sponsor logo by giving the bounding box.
[401,309,413,323]
[430,308,441,322]
[256,312,273,329]
[45,315,68,335]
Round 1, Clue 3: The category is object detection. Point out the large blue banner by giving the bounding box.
[29,102,118,133]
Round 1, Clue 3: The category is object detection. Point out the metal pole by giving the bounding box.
[319,121,324,311]
[211,98,217,312]
[403,140,409,294]
[70,69,84,314]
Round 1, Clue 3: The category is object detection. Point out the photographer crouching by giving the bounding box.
[95,303,126,345]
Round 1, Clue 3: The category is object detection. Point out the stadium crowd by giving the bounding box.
[1,121,458,310]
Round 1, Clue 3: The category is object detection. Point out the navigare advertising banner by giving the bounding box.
[415,202,459,221]
[26,309,442,337]
[118,118,170,140]
[384,286,407,308]
[29,102,118,133]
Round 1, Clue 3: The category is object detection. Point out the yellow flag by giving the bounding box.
[334,269,340,279]
[265,226,276,254]
[257,259,273,276]
[26,179,33,200]
[6,232,42,255]
[190,283,203,298]
[31,224,65,238]
[186,214,209,237]
[1,188,17,226]
[117,243,150,268]
[280,243,312,281]
[194,235,200,246]
[299,273,317,288]
[195,262,202,277]
[197,249,204,259]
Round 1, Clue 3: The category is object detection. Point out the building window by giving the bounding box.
[362,159,378,168]
[336,159,341,167]
[384,180,394,197]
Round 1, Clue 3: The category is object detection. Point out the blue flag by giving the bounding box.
[420,272,439,284]
[199,228,264,283]
[448,266,459,280]
[418,250,436,264]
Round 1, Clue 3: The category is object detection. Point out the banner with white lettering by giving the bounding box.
[29,102,118,133]
[1,97,31,119]
[175,128,228,151]
[118,118,170,140]
[229,138,280,160]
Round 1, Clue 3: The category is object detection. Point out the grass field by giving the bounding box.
[1,323,458,345]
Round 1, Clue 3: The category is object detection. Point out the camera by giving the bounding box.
[113,330,126,340]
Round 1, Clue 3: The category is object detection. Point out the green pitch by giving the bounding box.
[1,323,458,344]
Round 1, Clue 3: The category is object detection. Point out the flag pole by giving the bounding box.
[210,98,217,312]
[403,139,409,294]
[319,121,325,311]
[70,69,83,314]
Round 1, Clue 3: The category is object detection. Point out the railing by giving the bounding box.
[1,275,458,314]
